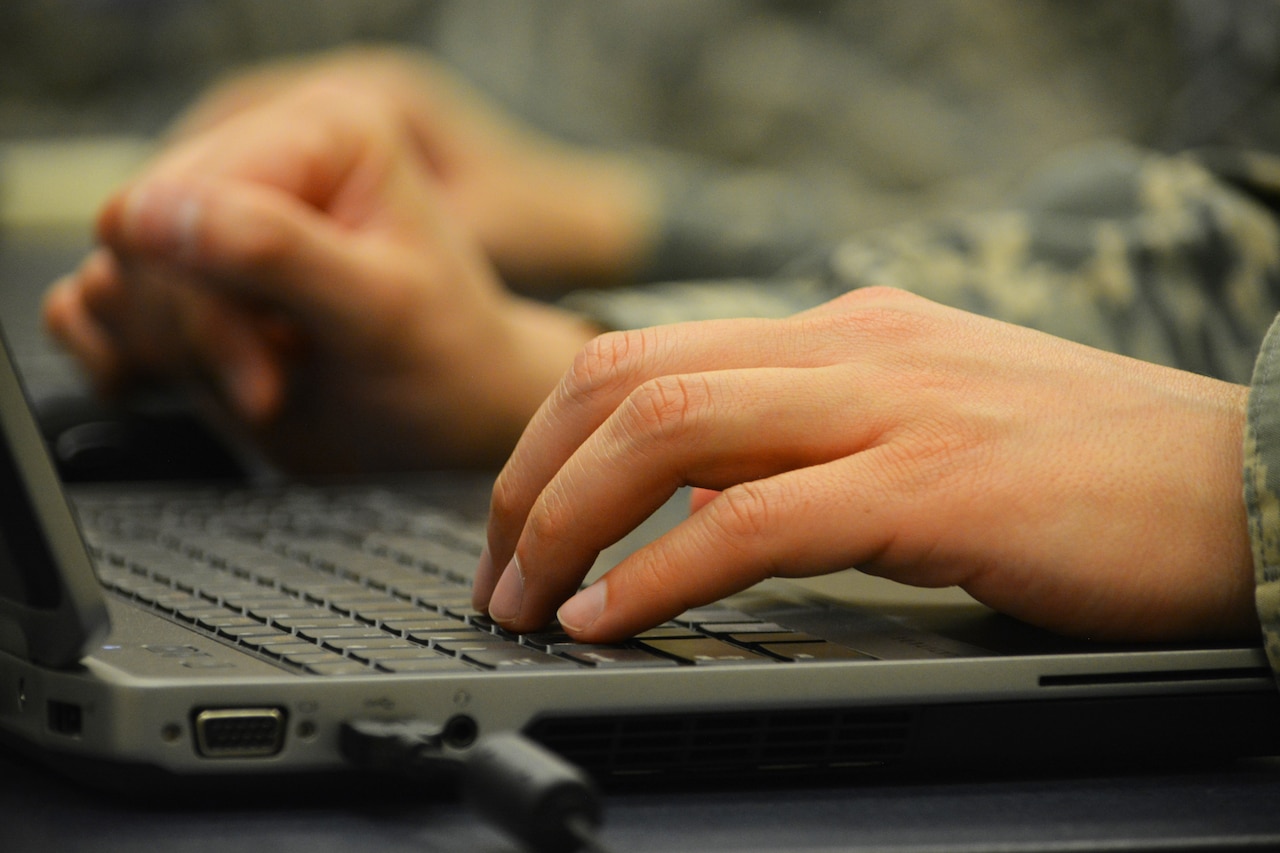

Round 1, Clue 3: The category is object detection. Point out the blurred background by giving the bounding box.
[10,0,1278,234]
[3,0,1280,377]
[1,0,1279,477]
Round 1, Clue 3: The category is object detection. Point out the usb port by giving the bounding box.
[193,707,286,758]
[47,700,83,737]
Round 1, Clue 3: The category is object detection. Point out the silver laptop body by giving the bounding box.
[1,326,1277,788]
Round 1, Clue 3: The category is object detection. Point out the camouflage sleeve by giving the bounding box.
[1247,315,1280,673]
[562,142,1280,384]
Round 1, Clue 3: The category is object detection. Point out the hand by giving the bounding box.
[162,47,657,289]
[45,79,599,472]
[476,287,1259,644]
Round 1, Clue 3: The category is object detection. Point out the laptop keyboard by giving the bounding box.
[73,485,873,676]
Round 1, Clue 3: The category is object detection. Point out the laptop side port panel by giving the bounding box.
[192,707,287,758]
[46,699,84,737]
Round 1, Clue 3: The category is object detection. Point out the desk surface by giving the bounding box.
[8,744,1280,853]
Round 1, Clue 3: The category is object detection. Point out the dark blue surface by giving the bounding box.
[7,744,1280,853]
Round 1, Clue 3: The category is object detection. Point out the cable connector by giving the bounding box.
[339,719,461,781]
[340,720,609,853]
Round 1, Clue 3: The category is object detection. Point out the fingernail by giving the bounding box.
[487,556,524,624]
[471,547,497,610]
[123,182,202,260]
[557,581,607,634]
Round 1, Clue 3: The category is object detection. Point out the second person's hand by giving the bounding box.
[45,80,599,472]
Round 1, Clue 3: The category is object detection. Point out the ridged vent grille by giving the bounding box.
[526,708,914,777]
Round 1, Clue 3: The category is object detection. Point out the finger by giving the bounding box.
[139,81,395,213]
[688,488,720,514]
[52,253,293,424]
[556,452,913,642]
[482,364,892,631]
[42,275,126,396]
[166,283,293,425]
[481,321,764,607]
[98,177,384,337]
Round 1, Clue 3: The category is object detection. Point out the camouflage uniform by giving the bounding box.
[566,144,1280,385]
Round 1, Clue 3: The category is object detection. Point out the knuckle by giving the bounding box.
[807,289,941,356]
[570,328,646,387]
[560,327,659,406]
[616,374,711,449]
[844,284,915,305]
[521,479,580,551]
[230,212,301,273]
[624,549,702,614]
[487,467,523,529]
[706,480,780,544]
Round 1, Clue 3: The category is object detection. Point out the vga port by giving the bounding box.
[193,707,287,758]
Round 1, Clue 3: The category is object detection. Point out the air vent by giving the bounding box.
[526,708,914,778]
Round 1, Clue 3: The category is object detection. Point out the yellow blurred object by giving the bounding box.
[0,137,153,232]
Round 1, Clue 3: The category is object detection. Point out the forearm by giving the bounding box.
[567,144,1280,388]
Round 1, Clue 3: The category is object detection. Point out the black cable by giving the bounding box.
[340,720,614,853]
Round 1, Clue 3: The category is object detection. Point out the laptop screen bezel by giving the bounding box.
[0,326,108,668]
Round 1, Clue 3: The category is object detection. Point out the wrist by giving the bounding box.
[456,297,600,467]
[494,147,659,292]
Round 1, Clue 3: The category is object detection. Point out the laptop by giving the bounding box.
[2,320,1279,792]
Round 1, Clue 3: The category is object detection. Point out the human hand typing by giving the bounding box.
[476,288,1259,643]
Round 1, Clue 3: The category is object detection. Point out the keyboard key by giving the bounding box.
[348,604,429,622]
[195,613,261,631]
[221,594,301,614]
[325,598,408,618]
[148,591,204,612]
[355,647,451,663]
[376,658,475,673]
[366,534,479,574]
[638,637,772,665]
[323,637,418,652]
[728,632,825,645]
[272,615,363,631]
[257,641,324,658]
[460,648,578,669]
[218,624,292,642]
[230,633,299,652]
[243,605,330,618]
[757,642,875,662]
[633,625,703,641]
[672,607,756,626]
[699,622,792,636]
[172,603,233,622]
[557,646,680,668]
[438,602,481,620]
[406,627,495,645]
[296,626,391,642]
[433,637,511,655]
[381,617,468,635]
[518,630,576,650]
[304,661,378,676]
[278,649,350,666]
